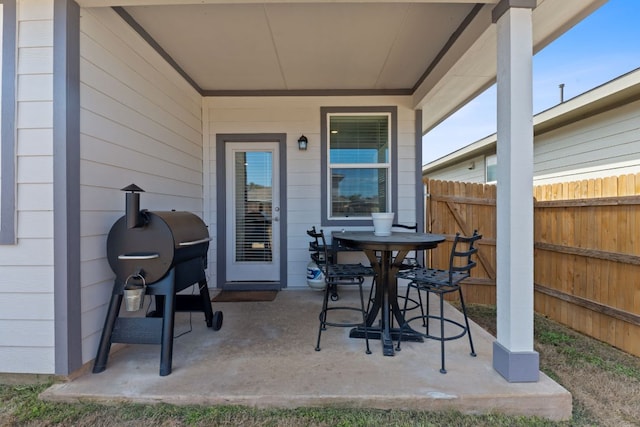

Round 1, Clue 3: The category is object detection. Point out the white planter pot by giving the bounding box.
[371,212,395,236]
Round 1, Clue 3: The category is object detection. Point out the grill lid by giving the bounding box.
[107,211,210,284]
[106,185,210,283]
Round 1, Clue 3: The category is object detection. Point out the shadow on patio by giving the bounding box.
[41,289,571,421]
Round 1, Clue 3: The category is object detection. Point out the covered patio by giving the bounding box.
[0,0,604,416]
[42,289,571,420]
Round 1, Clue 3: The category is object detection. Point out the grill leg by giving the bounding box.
[94,260,218,376]
[160,275,176,377]
[93,281,124,374]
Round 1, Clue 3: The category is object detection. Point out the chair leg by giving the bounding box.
[400,283,427,328]
[425,291,431,335]
[315,282,331,351]
[366,277,376,313]
[439,292,446,374]
[395,284,413,351]
[358,282,371,355]
[316,278,371,355]
[458,287,476,357]
[417,287,426,327]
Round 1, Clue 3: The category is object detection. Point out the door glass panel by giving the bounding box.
[234,151,273,262]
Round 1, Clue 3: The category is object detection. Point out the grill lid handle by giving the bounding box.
[179,237,212,247]
[118,253,160,260]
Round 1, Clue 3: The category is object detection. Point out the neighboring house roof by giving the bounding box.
[422,66,640,174]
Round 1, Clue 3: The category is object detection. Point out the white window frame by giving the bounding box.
[326,112,392,221]
[320,106,397,227]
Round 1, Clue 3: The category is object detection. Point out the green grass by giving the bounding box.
[534,316,640,381]
[0,385,571,427]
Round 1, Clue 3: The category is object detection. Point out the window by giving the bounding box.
[321,107,397,226]
[486,154,497,183]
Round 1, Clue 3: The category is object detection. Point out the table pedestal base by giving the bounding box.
[349,326,423,355]
[332,230,445,357]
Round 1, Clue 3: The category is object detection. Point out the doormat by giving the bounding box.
[212,290,278,302]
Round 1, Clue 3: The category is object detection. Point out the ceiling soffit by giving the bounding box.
[83,0,608,136]
[122,2,476,93]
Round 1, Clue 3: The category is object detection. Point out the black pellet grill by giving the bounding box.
[93,185,222,376]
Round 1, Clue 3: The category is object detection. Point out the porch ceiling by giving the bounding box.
[77,0,606,134]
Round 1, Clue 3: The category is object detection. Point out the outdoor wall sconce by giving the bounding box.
[298,135,308,150]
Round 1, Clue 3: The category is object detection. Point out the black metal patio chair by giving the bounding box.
[307,226,373,354]
[395,230,482,373]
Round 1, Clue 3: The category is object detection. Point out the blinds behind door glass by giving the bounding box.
[234,151,273,263]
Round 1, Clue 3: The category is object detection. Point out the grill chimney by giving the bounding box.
[121,184,145,229]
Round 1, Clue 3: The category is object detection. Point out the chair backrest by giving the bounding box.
[391,223,417,232]
[448,230,482,282]
[390,223,421,267]
[306,226,331,268]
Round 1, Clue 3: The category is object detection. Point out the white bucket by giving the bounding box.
[372,212,395,236]
[124,286,145,311]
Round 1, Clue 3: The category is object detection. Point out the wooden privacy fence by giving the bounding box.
[425,179,497,305]
[425,176,640,358]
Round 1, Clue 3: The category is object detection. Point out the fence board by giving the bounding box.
[425,176,640,357]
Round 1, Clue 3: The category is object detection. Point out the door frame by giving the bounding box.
[216,133,288,290]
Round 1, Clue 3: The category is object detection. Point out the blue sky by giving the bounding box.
[422,0,640,164]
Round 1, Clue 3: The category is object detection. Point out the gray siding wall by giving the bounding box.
[533,98,640,184]
[79,7,202,365]
[425,153,487,183]
[0,0,56,374]
[205,96,417,288]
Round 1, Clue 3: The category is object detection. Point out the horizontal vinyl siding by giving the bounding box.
[425,154,487,183]
[425,97,640,186]
[205,96,416,288]
[79,7,202,365]
[0,0,55,374]
[533,99,640,184]
[0,346,54,374]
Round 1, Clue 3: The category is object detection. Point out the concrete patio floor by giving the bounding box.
[42,288,572,421]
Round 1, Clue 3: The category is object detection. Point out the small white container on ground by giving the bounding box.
[306,260,326,290]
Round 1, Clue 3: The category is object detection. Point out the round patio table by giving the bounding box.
[332,231,445,356]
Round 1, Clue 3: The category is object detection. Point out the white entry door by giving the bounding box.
[225,142,280,283]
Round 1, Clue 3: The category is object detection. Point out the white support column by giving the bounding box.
[492,0,539,382]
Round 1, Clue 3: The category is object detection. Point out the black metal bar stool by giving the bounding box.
[396,230,482,373]
[307,227,373,354]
